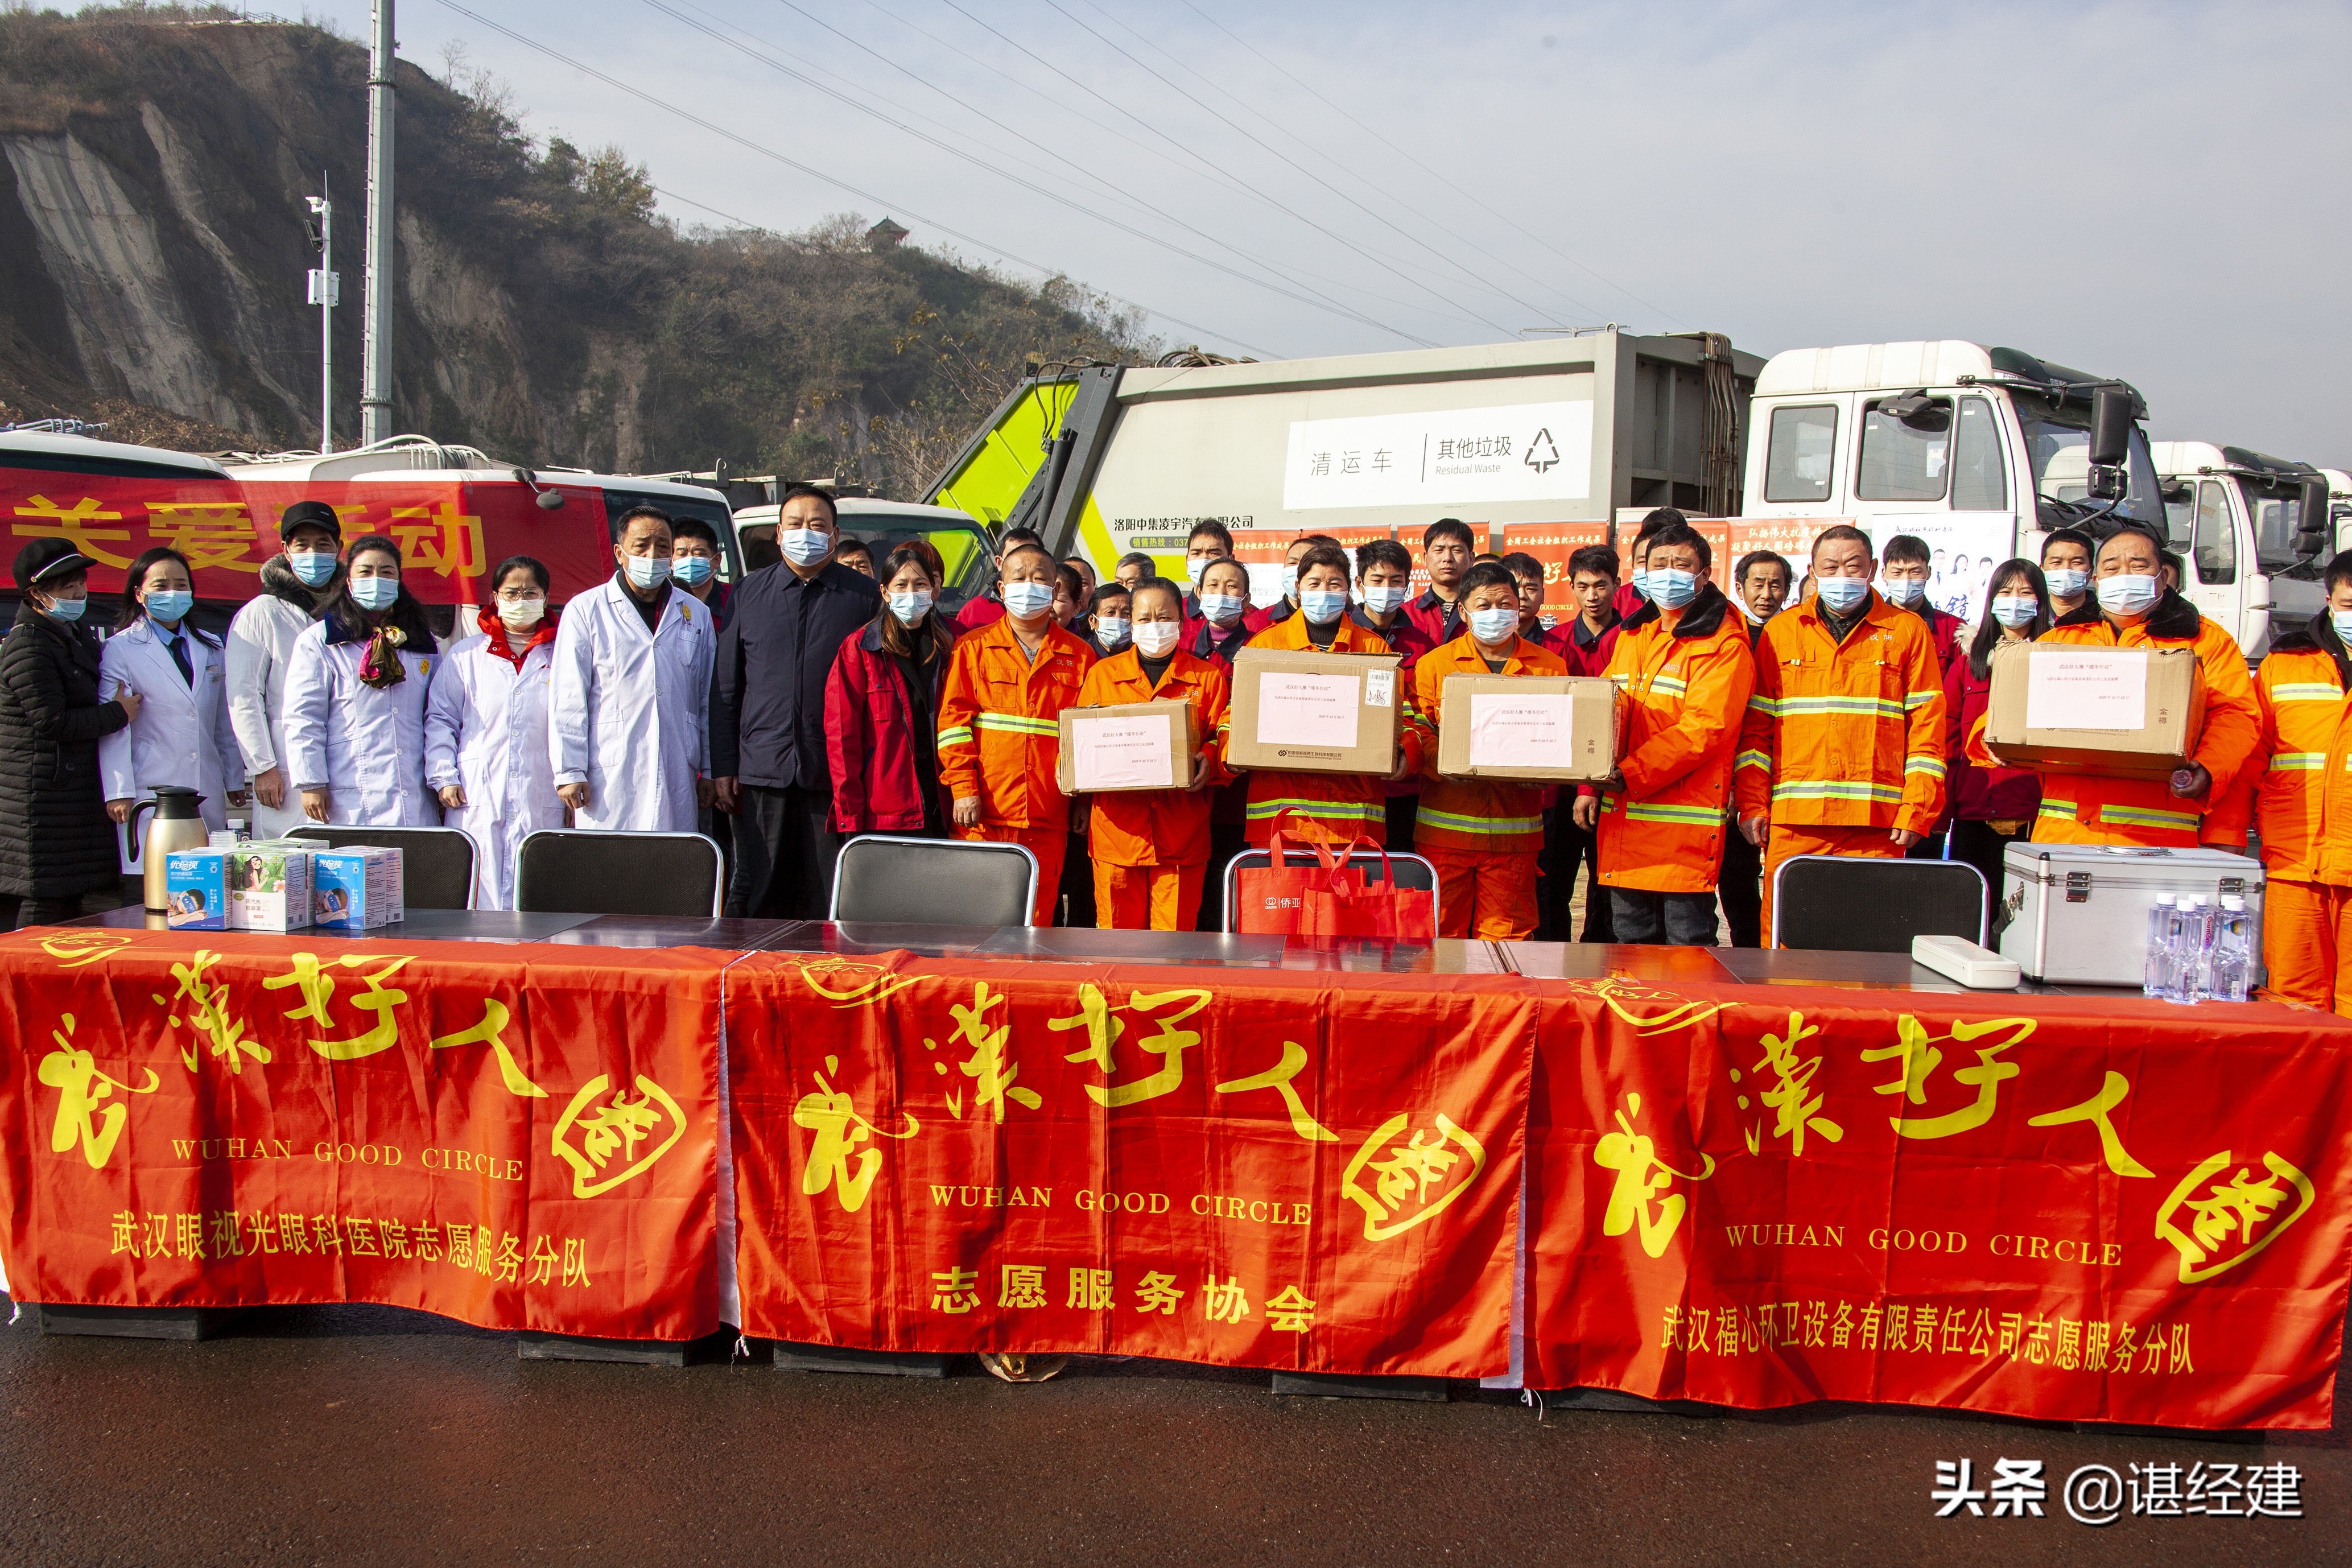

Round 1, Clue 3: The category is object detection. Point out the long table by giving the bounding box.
[3,912,2346,1430]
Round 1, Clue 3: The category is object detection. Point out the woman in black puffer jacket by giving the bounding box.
[0,539,140,928]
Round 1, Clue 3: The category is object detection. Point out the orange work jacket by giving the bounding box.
[936,616,1095,832]
[1594,588,1757,892]
[1410,632,1569,856]
[1734,591,1946,835]
[1966,597,2259,847]
[1072,647,1231,866]
[1223,612,1422,844]
[2238,622,2352,882]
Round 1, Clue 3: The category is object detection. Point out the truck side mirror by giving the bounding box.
[2089,387,2132,467]
[2300,477,2332,540]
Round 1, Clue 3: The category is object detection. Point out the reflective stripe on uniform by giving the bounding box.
[2270,752,2328,771]
[1772,779,1902,803]
[1415,805,1544,835]
[2096,802,2200,830]
[976,711,1058,737]
[1246,798,1380,822]
[1649,673,1688,696]
[1608,800,1724,827]
[2271,683,2343,703]
[1903,689,1940,711]
[937,725,974,749]
[1772,696,1908,719]
[1905,757,1947,778]
[1734,748,1772,773]
[1746,695,1781,716]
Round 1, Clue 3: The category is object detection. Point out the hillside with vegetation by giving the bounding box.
[0,4,1154,494]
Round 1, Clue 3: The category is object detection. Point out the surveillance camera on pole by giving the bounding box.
[305,178,338,453]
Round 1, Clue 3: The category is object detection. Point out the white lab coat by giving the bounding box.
[280,621,439,827]
[548,577,713,832]
[424,630,565,909]
[96,617,245,872]
[225,592,317,839]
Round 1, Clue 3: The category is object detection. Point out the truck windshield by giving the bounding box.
[2237,481,2309,574]
[2017,404,2165,531]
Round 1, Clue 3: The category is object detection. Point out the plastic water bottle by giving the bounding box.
[2168,896,2213,1004]
[2207,895,2254,1004]
[2143,893,2176,998]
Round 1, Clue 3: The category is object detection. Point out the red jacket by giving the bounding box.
[1908,601,1965,678]
[824,621,952,832]
[1544,613,1622,678]
[1941,649,2040,823]
[954,595,1004,634]
[1347,605,1435,676]
[1404,588,1464,647]
[1182,606,1272,655]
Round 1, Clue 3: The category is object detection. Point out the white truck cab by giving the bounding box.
[2151,442,2332,660]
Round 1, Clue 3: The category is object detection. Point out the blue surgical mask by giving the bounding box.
[287,549,336,587]
[2095,573,2159,617]
[1199,592,1244,627]
[888,589,933,626]
[671,555,713,587]
[1629,567,1651,602]
[1880,576,1926,607]
[1300,589,1348,624]
[145,589,194,624]
[624,554,671,591]
[351,575,399,612]
[1096,616,1130,649]
[779,528,831,568]
[1186,555,1215,588]
[2045,567,2089,599]
[1469,606,1520,643]
[1990,594,2039,628]
[43,593,86,623]
[1002,580,1055,618]
[1282,565,1301,603]
[1649,569,1698,610]
[1814,575,1870,613]
[2332,609,2352,643]
[1361,582,1408,615]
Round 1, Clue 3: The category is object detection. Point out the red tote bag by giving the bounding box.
[1233,822,1365,935]
[1299,835,1438,941]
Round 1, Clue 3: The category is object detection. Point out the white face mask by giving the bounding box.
[496,596,546,629]
[1361,581,1408,615]
[1132,620,1182,658]
[779,527,831,567]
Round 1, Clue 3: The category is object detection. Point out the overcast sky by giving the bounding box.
[302,0,2349,461]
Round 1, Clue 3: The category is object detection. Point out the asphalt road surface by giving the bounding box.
[0,1300,2341,1567]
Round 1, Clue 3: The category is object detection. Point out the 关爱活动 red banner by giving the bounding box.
[727,952,1530,1377]
[0,927,724,1339]
[1524,976,2352,1428]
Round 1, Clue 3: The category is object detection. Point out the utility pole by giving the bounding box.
[359,0,395,446]
[304,175,338,452]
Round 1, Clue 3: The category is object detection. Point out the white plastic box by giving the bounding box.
[1998,843,2265,986]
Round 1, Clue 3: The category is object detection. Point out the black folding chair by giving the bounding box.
[1770,855,1988,951]
[514,831,725,918]
[285,825,477,910]
[1219,847,1441,934]
[830,834,1037,928]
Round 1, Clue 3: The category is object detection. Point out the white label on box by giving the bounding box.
[1070,713,1174,790]
[2025,650,2148,731]
[1257,672,1361,749]
[1467,691,1581,769]
[1363,668,1394,708]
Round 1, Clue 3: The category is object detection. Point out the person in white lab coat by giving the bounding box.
[282,534,440,826]
[424,555,565,909]
[226,500,345,838]
[550,506,715,832]
[98,547,248,875]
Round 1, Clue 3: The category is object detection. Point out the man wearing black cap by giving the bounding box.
[226,500,345,837]
[0,538,142,927]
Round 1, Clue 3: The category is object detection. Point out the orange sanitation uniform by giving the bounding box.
[936,616,1096,926]
[1735,591,1946,944]
[2234,622,2352,1013]
[1594,592,1757,893]
[1226,613,1422,846]
[1412,632,1569,939]
[1073,647,1231,931]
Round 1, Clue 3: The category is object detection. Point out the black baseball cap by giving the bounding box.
[278,500,343,543]
[13,537,96,589]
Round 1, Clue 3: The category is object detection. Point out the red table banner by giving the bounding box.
[0,927,725,1339]
[727,951,1530,1377]
[1523,975,2352,1428]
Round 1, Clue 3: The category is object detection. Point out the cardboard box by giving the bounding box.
[1435,674,1622,782]
[1057,700,1199,794]
[311,846,403,931]
[162,848,228,930]
[1224,647,1404,775]
[227,841,312,932]
[1984,642,2203,779]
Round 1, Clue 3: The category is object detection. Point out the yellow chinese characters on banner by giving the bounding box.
[1341,1112,1488,1241]
[551,1074,688,1198]
[2156,1151,2318,1284]
[1595,1092,1715,1258]
[793,1054,919,1214]
[38,1014,158,1170]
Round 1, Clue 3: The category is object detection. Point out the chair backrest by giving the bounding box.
[284,825,477,910]
[513,831,724,918]
[1219,848,1441,934]
[830,835,1036,927]
[1771,855,1988,952]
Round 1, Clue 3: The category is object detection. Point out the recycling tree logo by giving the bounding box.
[1524,427,1560,474]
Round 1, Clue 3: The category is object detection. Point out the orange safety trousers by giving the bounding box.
[956,824,1066,927]
[1094,861,1205,932]
[1761,823,1904,948]
[2263,877,2352,1017]
[1423,848,1540,940]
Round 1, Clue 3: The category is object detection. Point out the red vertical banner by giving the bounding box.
[1525,977,2352,1428]
[1499,522,1611,622]
[728,952,1529,1376]
[0,929,724,1339]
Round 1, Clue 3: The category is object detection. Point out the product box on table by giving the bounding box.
[1983,642,2202,779]
[1998,842,2265,985]
[311,846,403,931]
[226,840,312,932]
[1224,646,1403,775]
[1057,699,1199,794]
[162,848,228,930]
[1434,674,1621,782]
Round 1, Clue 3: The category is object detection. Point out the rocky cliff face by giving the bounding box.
[0,9,1144,488]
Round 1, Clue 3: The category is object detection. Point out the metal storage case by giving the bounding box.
[1998,843,2266,987]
